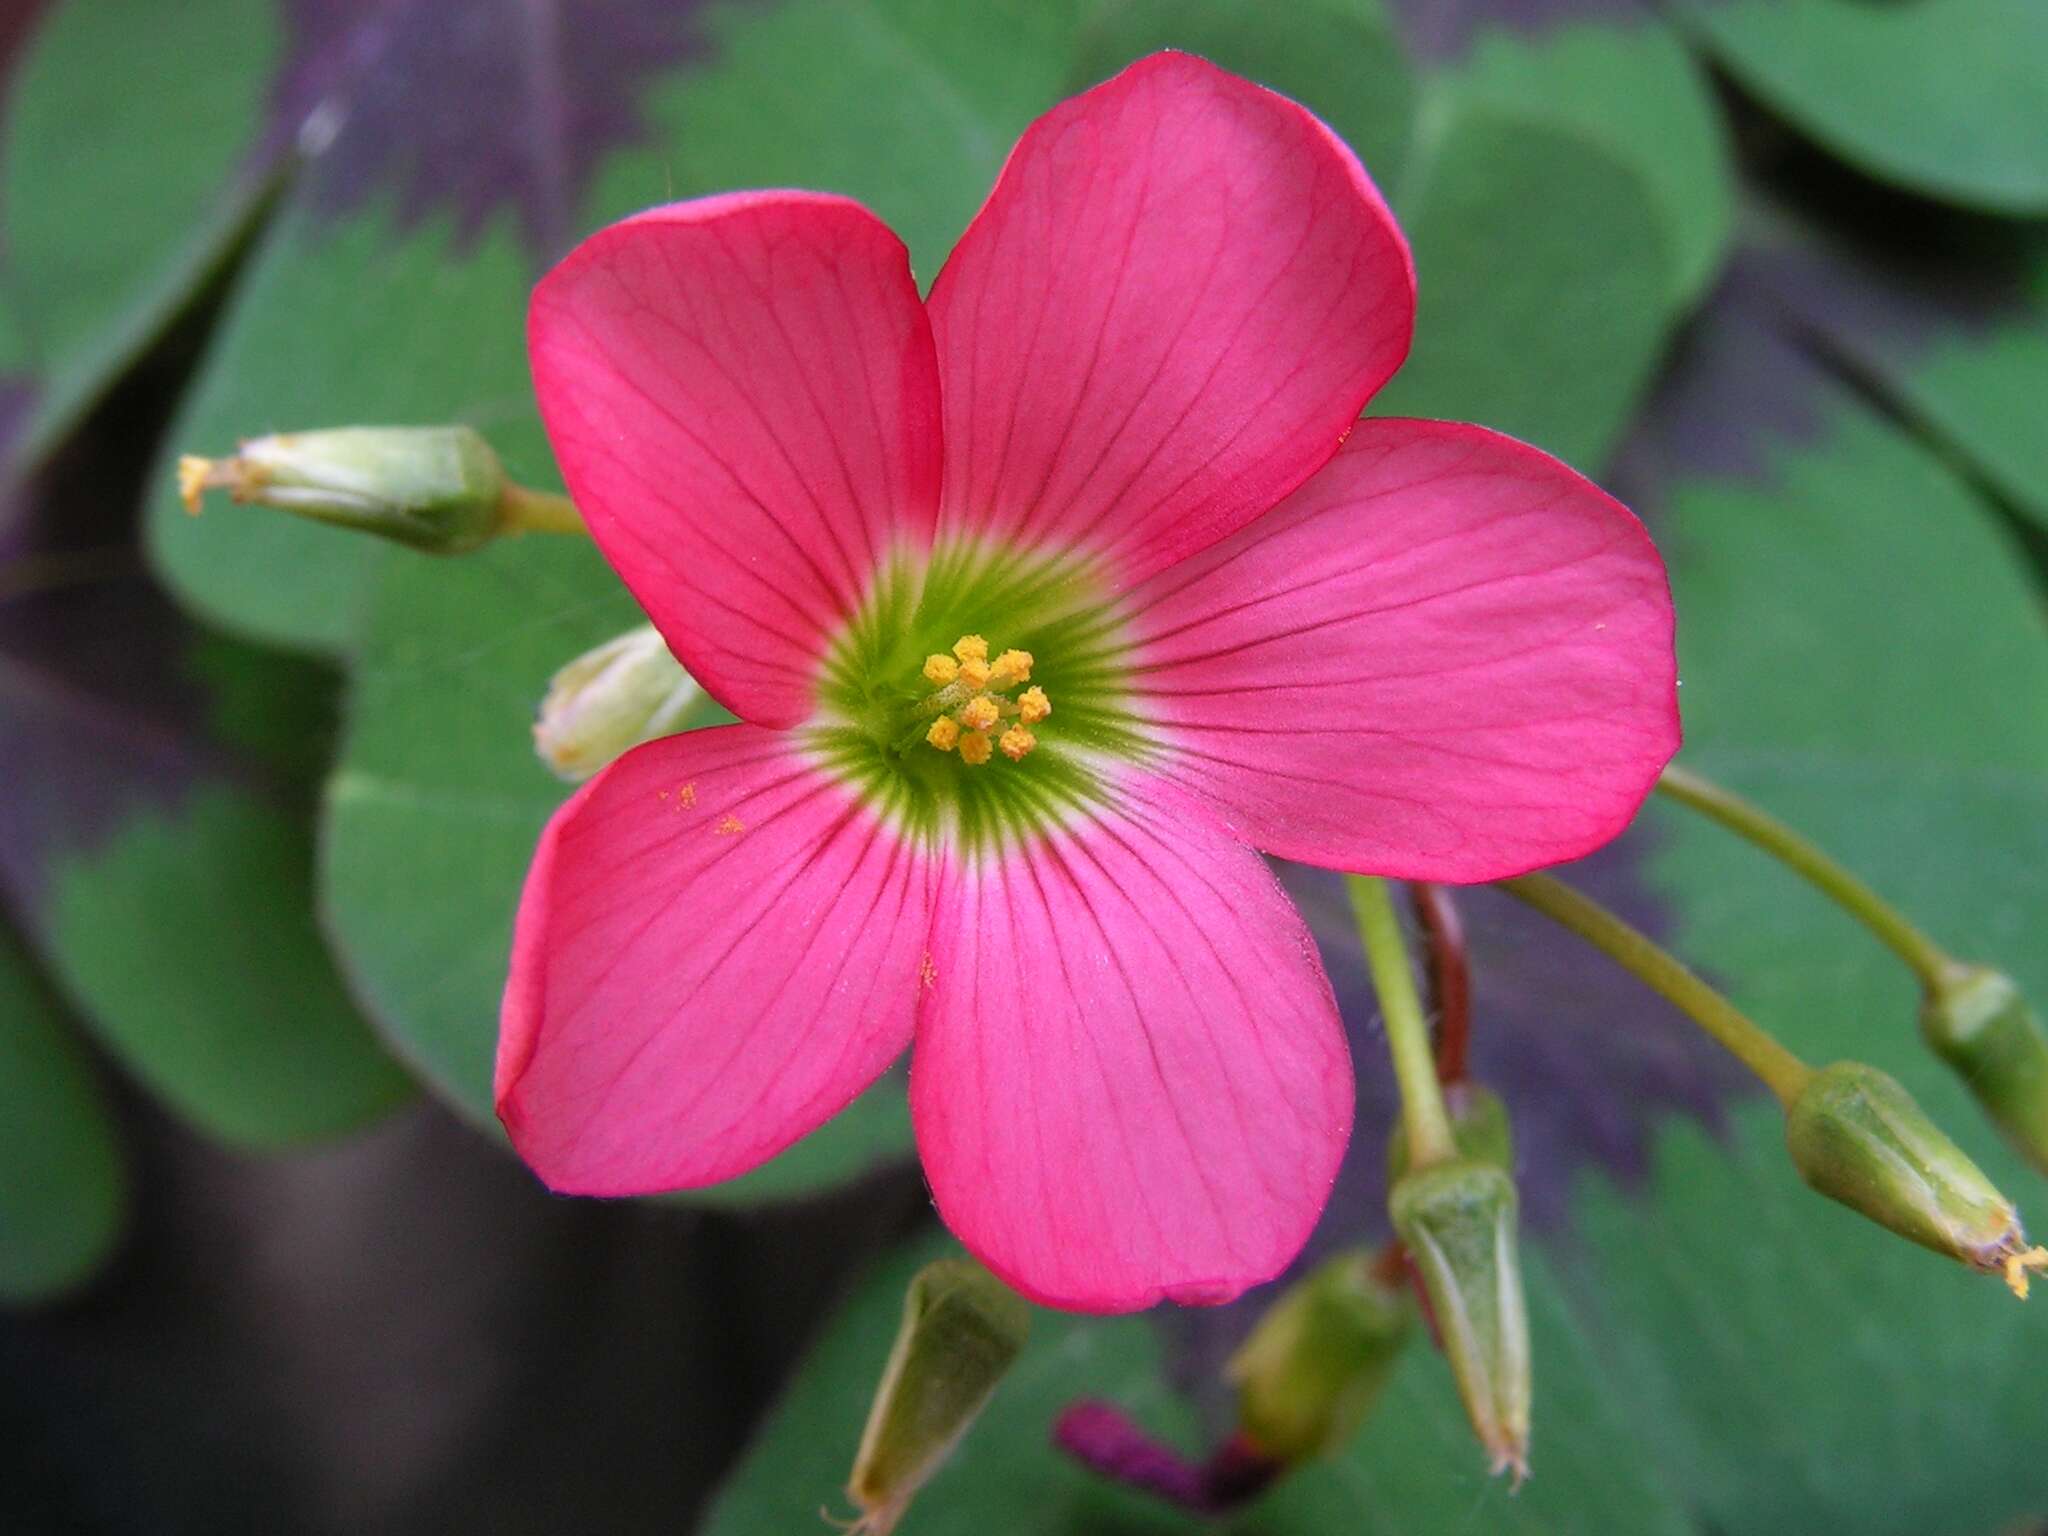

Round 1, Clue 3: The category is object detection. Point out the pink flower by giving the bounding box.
[499,53,1678,1312]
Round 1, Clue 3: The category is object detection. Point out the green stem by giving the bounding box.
[1656,764,1955,990]
[1348,875,1457,1170]
[1497,873,1815,1110]
[497,481,588,536]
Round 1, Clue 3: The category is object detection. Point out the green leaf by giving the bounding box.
[1443,21,1730,309]
[148,0,1086,653]
[1070,0,1415,187]
[0,550,413,1146]
[0,917,126,1304]
[0,0,289,473]
[1370,99,1673,473]
[1575,291,2048,1529]
[1672,0,2048,213]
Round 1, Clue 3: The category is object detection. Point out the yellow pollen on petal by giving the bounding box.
[926,716,960,751]
[988,648,1034,688]
[957,656,992,691]
[999,725,1036,761]
[958,729,993,766]
[1017,686,1051,724]
[922,653,960,686]
[952,634,989,664]
[959,694,1000,732]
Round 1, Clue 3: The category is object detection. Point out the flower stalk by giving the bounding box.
[1349,875,1457,1171]
[1409,882,1471,1084]
[1656,764,2048,1171]
[1496,872,1815,1108]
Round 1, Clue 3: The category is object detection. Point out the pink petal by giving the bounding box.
[498,724,932,1193]
[912,777,1352,1313]
[1126,419,1681,881]
[529,193,943,728]
[927,52,1413,588]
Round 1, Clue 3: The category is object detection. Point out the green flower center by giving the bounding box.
[804,538,1146,850]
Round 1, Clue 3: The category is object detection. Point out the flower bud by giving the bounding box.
[533,625,704,781]
[178,426,506,552]
[847,1256,1030,1535]
[1225,1250,1413,1463]
[1921,966,2048,1175]
[1786,1061,2047,1297]
[1391,1080,1512,1184]
[1389,1160,1531,1482]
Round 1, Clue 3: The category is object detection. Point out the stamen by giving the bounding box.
[959,730,993,766]
[952,634,989,664]
[989,649,1034,689]
[959,694,1000,732]
[923,654,960,686]
[999,725,1036,761]
[927,717,960,752]
[1017,687,1051,724]
[958,656,992,691]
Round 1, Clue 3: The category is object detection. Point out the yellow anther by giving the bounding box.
[959,694,1000,732]
[2006,1244,2048,1300]
[958,656,992,691]
[922,653,960,686]
[959,730,993,766]
[1017,686,1051,725]
[177,456,213,514]
[998,725,1036,761]
[926,716,960,751]
[989,648,1034,688]
[952,634,989,664]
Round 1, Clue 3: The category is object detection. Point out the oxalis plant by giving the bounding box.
[168,49,2048,1532]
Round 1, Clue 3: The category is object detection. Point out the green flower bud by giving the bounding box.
[848,1257,1030,1535]
[179,426,507,552]
[1921,966,2048,1175]
[533,625,704,782]
[1390,1081,1512,1184]
[1225,1250,1413,1463]
[1787,1061,2047,1297]
[1389,1160,1531,1482]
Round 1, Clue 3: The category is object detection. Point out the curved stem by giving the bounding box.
[497,481,588,536]
[1408,882,1471,1084]
[1656,764,1955,990]
[1349,876,1457,1170]
[1497,873,1815,1110]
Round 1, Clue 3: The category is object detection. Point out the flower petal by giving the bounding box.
[498,723,933,1193]
[529,193,943,728]
[1126,419,1681,881]
[927,52,1412,588]
[912,777,1352,1313]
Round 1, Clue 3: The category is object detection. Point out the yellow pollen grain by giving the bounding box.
[922,653,959,686]
[999,725,1036,761]
[959,694,1000,732]
[714,814,745,836]
[2005,1245,2048,1300]
[958,730,993,766]
[989,648,1034,688]
[952,634,989,664]
[1017,686,1050,724]
[957,656,991,691]
[926,716,960,751]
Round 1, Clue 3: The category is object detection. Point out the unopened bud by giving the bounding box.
[1226,1250,1413,1463]
[1922,966,2048,1175]
[847,1257,1030,1535]
[178,426,506,552]
[533,625,703,781]
[1389,1160,1531,1482]
[1787,1061,2047,1297]
[1391,1081,1512,1184]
